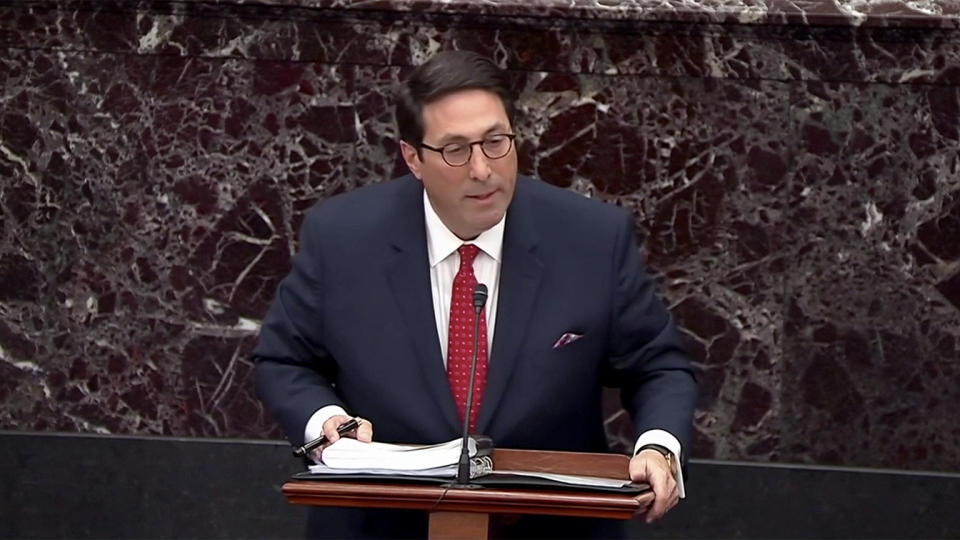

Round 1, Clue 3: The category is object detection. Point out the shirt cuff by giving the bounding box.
[634,429,686,499]
[304,404,349,444]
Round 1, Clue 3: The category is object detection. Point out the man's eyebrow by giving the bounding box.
[434,123,510,144]
[433,133,468,145]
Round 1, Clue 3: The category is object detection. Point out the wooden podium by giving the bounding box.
[282,448,650,538]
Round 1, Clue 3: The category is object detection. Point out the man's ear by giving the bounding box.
[399,140,423,180]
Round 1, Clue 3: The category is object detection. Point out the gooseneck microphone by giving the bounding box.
[454,282,488,486]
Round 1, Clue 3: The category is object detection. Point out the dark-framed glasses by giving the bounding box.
[420,133,516,167]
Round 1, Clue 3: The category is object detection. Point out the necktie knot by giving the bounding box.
[457,244,480,268]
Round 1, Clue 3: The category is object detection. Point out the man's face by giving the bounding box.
[401,89,518,240]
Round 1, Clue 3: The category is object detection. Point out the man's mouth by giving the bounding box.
[467,191,495,201]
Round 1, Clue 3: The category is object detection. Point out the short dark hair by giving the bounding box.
[396,50,515,150]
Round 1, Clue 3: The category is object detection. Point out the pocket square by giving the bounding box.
[552,332,584,349]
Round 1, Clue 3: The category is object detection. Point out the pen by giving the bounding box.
[292,417,361,457]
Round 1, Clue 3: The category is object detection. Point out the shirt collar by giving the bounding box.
[423,189,505,267]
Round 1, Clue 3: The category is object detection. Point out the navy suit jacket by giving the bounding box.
[254,174,697,537]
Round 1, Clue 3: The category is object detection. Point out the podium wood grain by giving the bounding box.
[282,480,645,518]
[282,449,650,538]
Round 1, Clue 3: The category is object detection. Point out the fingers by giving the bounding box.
[321,415,352,444]
[645,472,679,523]
[629,450,680,524]
[355,417,374,442]
[321,415,374,444]
[311,416,372,462]
[633,494,653,514]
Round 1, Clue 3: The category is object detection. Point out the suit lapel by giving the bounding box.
[385,177,462,435]
[476,179,544,433]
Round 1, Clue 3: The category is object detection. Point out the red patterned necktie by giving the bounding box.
[446,244,488,433]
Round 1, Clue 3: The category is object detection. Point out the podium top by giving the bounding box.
[283,448,649,520]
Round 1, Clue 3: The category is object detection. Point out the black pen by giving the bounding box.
[292,417,361,457]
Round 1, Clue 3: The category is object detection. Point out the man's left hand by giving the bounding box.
[629,449,679,523]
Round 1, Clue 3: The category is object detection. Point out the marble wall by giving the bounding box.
[1,0,958,472]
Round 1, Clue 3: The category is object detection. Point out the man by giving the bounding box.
[254,50,697,538]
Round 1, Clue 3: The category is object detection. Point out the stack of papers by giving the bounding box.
[303,437,646,492]
[309,437,491,478]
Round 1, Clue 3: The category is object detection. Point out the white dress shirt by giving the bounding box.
[303,189,684,496]
[422,190,503,365]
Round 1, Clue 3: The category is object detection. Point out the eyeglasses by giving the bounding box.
[420,133,516,167]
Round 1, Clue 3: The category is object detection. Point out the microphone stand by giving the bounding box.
[450,283,488,488]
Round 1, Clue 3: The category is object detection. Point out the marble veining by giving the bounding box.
[203,0,960,28]
[1,0,959,472]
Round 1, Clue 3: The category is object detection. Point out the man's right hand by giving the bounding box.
[311,415,374,462]
[322,415,374,444]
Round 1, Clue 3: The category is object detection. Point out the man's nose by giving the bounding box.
[467,143,492,180]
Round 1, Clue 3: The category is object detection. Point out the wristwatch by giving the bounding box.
[637,443,678,477]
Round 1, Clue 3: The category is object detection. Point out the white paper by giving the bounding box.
[317,437,481,471]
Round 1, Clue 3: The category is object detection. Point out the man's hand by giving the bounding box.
[310,415,374,461]
[629,449,679,523]
[323,415,374,444]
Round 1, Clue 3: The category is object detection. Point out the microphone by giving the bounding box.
[454,282,488,486]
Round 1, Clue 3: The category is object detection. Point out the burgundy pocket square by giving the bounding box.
[552,332,584,349]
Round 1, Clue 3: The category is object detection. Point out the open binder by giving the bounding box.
[292,436,649,495]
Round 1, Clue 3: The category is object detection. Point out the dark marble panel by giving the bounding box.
[64,0,960,29]
[0,48,401,438]
[5,4,960,85]
[2,0,960,476]
[643,459,960,539]
[0,432,306,539]
[781,81,960,470]
[0,34,796,464]
[3,432,959,539]
[521,75,792,463]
